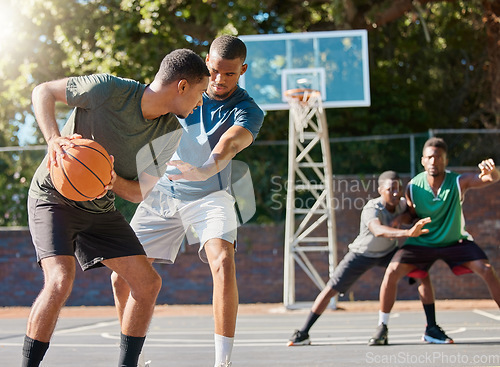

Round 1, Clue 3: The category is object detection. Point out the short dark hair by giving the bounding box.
[156,49,210,85]
[209,35,247,62]
[423,137,448,153]
[378,170,400,187]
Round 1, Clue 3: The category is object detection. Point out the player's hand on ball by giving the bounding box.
[46,133,82,168]
[95,156,115,200]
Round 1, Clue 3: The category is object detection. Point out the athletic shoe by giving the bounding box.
[216,362,232,367]
[287,330,311,346]
[368,324,388,346]
[422,324,454,344]
[138,352,151,367]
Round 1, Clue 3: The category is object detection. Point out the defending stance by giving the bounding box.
[369,137,500,346]
[111,36,264,367]
[288,171,432,346]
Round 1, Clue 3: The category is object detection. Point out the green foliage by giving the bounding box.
[0,0,495,225]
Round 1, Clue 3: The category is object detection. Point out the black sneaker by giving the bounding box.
[287,330,311,346]
[422,324,454,344]
[368,324,388,346]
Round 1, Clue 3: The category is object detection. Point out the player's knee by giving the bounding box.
[382,267,406,288]
[110,271,127,292]
[476,262,497,280]
[385,264,401,280]
[44,272,74,301]
[144,269,162,293]
[211,255,235,281]
[141,270,162,297]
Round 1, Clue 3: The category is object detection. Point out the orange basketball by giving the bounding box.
[50,138,113,201]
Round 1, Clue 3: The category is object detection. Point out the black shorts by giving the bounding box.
[28,196,146,271]
[392,240,488,278]
[326,249,397,294]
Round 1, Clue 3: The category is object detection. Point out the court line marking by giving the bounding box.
[0,328,496,349]
[54,320,119,334]
[473,309,500,321]
[96,327,473,348]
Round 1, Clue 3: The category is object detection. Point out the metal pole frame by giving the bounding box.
[283,91,337,309]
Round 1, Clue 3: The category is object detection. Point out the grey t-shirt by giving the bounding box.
[348,197,407,257]
[29,74,182,213]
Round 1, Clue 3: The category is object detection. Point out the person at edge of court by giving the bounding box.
[368,137,500,347]
[110,35,264,367]
[288,170,433,347]
[24,49,210,367]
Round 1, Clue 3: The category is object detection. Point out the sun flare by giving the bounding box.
[0,0,21,54]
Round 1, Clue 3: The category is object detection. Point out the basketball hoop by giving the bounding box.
[284,88,323,141]
[284,88,321,104]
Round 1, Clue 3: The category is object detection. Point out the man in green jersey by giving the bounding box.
[369,137,500,346]
[24,49,210,367]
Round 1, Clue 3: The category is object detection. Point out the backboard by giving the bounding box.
[239,30,370,111]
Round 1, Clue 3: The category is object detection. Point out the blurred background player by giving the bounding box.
[369,137,500,346]
[288,171,432,346]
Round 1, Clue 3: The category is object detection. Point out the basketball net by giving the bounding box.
[284,88,323,142]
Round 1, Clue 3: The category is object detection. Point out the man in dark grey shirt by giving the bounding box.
[288,171,432,346]
[24,49,209,367]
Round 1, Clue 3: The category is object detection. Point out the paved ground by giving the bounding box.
[1,300,499,366]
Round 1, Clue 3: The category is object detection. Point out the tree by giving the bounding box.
[0,0,497,225]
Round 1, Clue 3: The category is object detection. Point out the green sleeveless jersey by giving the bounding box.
[405,170,472,247]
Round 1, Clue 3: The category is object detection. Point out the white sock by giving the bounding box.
[214,334,234,366]
[378,311,390,325]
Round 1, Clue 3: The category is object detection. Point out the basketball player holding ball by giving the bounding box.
[24,49,209,367]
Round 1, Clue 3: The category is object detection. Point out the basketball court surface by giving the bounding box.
[1,300,499,366]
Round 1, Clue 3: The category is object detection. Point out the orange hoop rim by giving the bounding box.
[284,88,321,101]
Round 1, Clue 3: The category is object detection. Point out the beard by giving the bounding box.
[207,84,234,101]
[427,167,441,177]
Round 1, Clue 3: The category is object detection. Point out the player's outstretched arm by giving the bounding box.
[406,217,432,237]
[167,125,253,181]
[459,158,500,193]
[368,217,431,238]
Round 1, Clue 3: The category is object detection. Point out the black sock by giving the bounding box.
[423,303,437,327]
[21,335,49,367]
[301,312,321,334]
[118,333,146,367]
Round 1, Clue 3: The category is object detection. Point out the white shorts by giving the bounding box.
[130,189,237,264]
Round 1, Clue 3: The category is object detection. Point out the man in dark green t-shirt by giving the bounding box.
[23,49,210,367]
[369,137,500,346]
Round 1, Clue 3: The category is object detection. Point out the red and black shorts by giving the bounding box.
[392,239,488,278]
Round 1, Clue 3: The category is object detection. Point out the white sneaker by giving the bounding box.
[216,362,232,367]
[138,352,151,367]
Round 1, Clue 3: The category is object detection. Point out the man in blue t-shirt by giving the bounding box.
[112,35,264,367]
